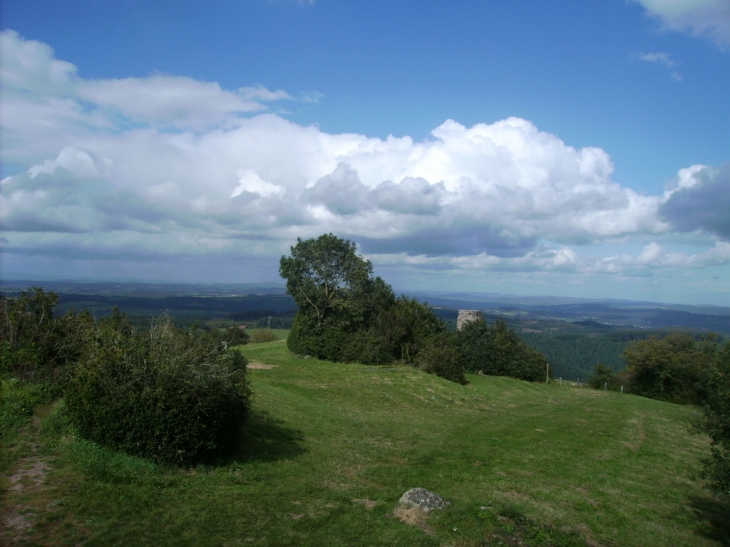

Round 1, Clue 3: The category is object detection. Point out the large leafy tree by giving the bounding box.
[280,234,397,361]
[279,233,376,330]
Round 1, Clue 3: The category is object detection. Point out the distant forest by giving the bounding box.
[517,333,629,381]
[3,282,727,382]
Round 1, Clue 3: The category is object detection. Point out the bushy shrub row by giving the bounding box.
[280,234,549,385]
[596,331,719,404]
[220,325,250,347]
[588,363,615,389]
[287,293,447,362]
[1,290,252,466]
[417,334,467,385]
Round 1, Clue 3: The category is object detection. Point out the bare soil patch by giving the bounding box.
[391,505,434,535]
[247,362,278,370]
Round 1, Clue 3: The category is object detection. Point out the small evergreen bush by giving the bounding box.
[286,313,308,356]
[417,335,467,384]
[65,313,250,466]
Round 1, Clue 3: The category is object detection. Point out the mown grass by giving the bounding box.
[1,338,728,546]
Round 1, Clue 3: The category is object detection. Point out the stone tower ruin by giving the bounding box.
[456,310,484,330]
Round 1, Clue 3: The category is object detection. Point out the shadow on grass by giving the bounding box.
[690,494,730,545]
[236,411,306,462]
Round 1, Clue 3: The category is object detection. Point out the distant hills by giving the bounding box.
[404,290,730,335]
[3,280,729,335]
[3,279,729,382]
[0,279,288,297]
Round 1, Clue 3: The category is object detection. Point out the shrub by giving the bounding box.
[589,363,615,389]
[453,319,549,382]
[609,367,635,393]
[417,335,467,384]
[622,332,718,404]
[0,288,93,386]
[220,326,249,347]
[65,313,250,466]
[286,313,308,356]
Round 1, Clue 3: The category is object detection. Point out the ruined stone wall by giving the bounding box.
[456,310,484,330]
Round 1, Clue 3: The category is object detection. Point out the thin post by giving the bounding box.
[604,382,607,391]
[621,385,624,394]
[546,363,549,384]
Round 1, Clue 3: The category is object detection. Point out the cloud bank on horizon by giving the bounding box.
[0,26,728,303]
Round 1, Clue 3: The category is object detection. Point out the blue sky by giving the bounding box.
[1,0,729,305]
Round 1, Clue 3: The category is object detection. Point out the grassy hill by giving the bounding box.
[2,338,728,546]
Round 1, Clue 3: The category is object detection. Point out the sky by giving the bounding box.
[1,0,729,305]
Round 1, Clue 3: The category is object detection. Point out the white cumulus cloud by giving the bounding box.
[231,170,287,198]
[635,51,677,66]
[634,0,730,48]
[1,29,726,284]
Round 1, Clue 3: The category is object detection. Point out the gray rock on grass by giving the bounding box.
[398,488,450,512]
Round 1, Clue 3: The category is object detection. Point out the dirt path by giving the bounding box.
[1,417,54,545]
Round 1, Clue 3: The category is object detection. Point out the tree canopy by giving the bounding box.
[279,234,376,330]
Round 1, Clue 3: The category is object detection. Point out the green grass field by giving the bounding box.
[2,338,728,546]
